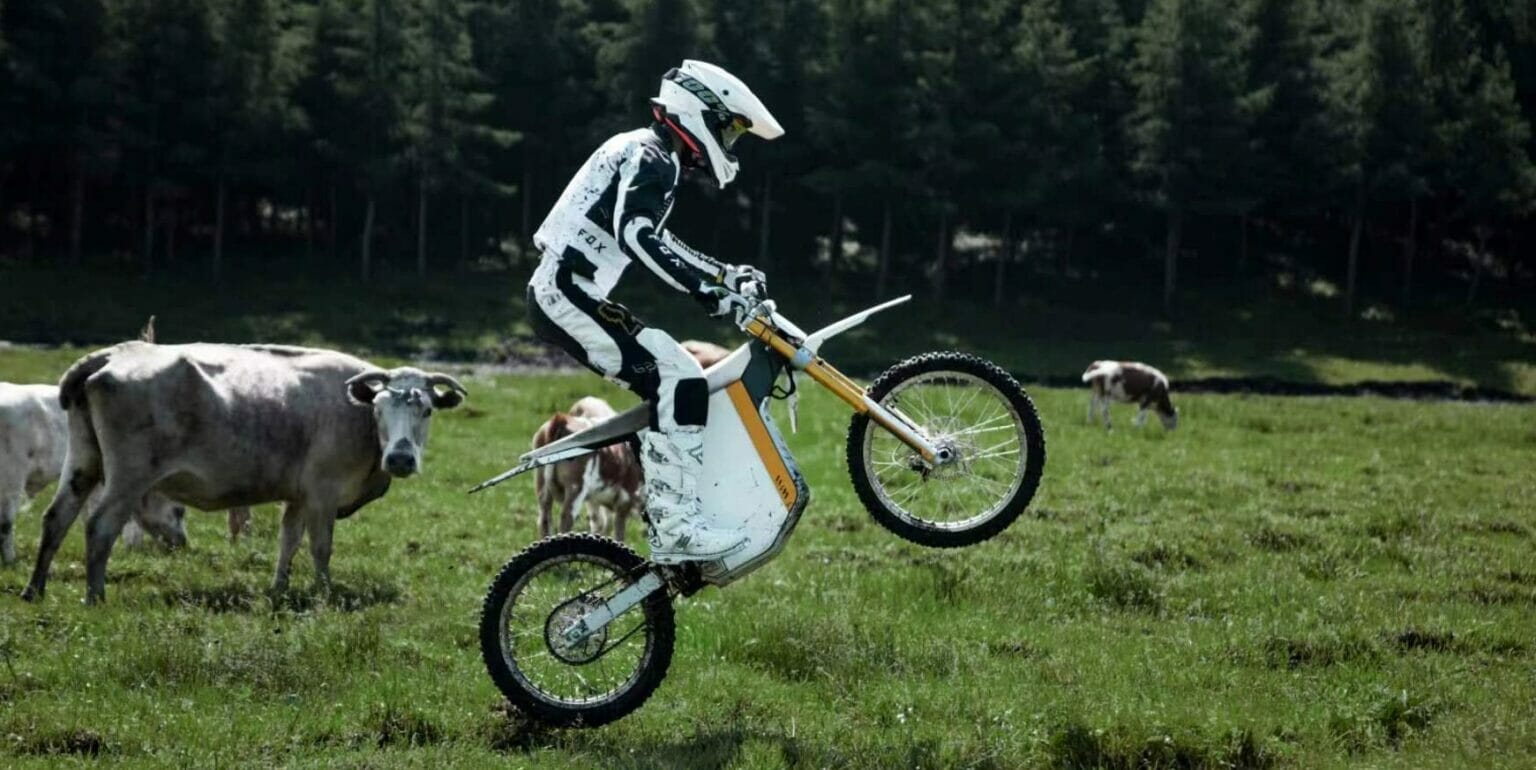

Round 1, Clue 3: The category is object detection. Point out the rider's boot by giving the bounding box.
[640,429,746,563]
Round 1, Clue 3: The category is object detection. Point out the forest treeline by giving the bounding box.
[2,0,1534,314]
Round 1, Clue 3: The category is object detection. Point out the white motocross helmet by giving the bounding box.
[651,60,784,188]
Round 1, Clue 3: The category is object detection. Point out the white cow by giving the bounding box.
[1,383,188,564]
[21,343,467,603]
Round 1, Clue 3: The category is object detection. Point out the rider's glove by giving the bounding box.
[721,263,767,295]
[701,284,755,321]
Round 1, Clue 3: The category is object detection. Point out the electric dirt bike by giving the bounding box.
[470,294,1046,727]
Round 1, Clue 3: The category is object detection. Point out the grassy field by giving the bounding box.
[2,260,1534,395]
[0,344,1533,769]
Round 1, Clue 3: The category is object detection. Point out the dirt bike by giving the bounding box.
[470,293,1046,727]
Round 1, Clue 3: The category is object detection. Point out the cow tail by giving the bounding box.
[58,349,115,410]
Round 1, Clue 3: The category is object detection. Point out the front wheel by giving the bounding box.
[847,351,1046,548]
[479,533,674,727]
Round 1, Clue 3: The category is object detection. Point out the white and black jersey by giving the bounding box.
[533,126,725,302]
[527,125,722,436]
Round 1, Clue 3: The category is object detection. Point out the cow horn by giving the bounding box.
[425,372,468,409]
[346,370,390,406]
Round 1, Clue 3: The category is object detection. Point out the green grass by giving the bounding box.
[2,260,1534,394]
[1,347,1533,768]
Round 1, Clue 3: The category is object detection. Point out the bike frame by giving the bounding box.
[473,295,937,642]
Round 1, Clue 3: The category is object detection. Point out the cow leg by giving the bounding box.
[305,509,336,591]
[22,468,101,601]
[536,470,554,539]
[558,485,580,535]
[82,487,146,604]
[228,506,252,543]
[614,504,629,544]
[272,502,305,593]
[1086,393,1096,425]
[1,493,18,565]
[1134,406,1148,428]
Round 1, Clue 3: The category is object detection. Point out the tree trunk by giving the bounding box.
[828,192,844,275]
[143,191,156,273]
[994,211,1013,308]
[933,208,951,302]
[417,179,428,277]
[460,194,469,266]
[165,205,177,265]
[757,173,773,267]
[875,201,893,299]
[23,162,37,260]
[1466,228,1489,306]
[1163,208,1182,317]
[361,194,376,281]
[1063,227,1076,275]
[68,158,85,267]
[1400,197,1417,309]
[213,175,227,280]
[1239,213,1249,273]
[520,159,534,239]
[329,180,339,259]
[1346,194,1364,318]
[305,186,315,261]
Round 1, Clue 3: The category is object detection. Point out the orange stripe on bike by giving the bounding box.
[726,382,797,509]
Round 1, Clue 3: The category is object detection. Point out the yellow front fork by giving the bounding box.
[744,318,939,463]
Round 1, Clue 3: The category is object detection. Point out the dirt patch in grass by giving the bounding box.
[1461,583,1536,606]
[987,640,1046,659]
[1331,689,1445,752]
[1248,525,1316,553]
[1129,541,1206,571]
[480,701,563,753]
[8,728,110,757]
[369,704,444,748]
[1236,634,1379,669]
[1084,557,1164,613]
[1459,519,1528,537]
[1384,628,1458,653]
[1046,723,1276,770]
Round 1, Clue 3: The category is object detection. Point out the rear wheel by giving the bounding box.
[847,351,1046,548]
[479,534,674,727]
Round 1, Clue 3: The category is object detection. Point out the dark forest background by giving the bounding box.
[2,0,1534,319]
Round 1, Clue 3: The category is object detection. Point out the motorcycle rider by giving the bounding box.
[525,60,784,563]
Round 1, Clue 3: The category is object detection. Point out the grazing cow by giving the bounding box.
[1082,360,1178,430]
[681,339,732,369]
[531,397,643,542]
[1,383,188,564]
[21,342,467,603]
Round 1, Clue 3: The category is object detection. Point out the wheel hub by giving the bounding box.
[545,598,608,664]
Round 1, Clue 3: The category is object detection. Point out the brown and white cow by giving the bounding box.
[681,339,733,369]
[531,397,643,542]
[1082,360,1178,430]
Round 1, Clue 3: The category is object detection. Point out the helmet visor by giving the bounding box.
[719,114,752,151]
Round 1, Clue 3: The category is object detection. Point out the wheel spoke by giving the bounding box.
[864,370,1030,532]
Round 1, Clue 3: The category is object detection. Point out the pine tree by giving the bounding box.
[211,0,291,279]
[1243,0,1338,268]
[406,0,515,275]
[294,0,369,262]
[1453,48,1536,303]
[1,0,114,265]
[356,0,412,279]
[1332,0,1431,316]
[112,0,221,271]
[1128,0,1255,315]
